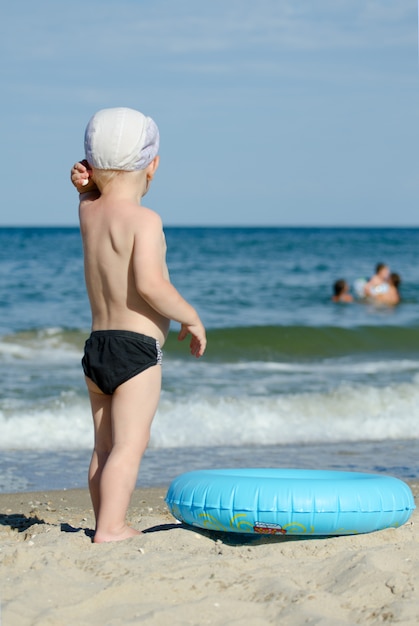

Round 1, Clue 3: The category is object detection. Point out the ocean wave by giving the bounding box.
[0,328,83,363]
[1,380,418,451]
[0,397,93,450]
[3,324,419,363]
[199,325,419,361]
[153,381,419,448]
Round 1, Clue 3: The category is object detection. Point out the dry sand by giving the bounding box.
[0,482,418,626]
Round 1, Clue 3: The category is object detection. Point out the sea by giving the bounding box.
[1,226,418,493]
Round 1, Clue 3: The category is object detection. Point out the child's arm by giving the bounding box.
[133,211,206,358]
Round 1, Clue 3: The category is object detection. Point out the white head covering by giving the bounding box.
[84,107,159,171]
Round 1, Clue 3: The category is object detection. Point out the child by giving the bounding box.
[373,272,401,306]
[331,279,353,303]
[354,263,390,299]
[71,107,206,543]
[364,262,390,296]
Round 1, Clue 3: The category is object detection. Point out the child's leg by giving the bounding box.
[94,365,161,543]
[86,380,113,523]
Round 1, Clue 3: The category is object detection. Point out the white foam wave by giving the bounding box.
[219,359,419,375]
[151,381,419,448]
[0,329,81,364]
[0,400,93,450]
[2,380,419,451]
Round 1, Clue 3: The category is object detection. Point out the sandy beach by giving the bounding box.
[0,482,418,626]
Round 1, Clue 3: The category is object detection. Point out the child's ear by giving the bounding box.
[146,156,160,181]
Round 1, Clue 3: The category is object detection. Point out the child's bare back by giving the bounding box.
[79,177,171,345]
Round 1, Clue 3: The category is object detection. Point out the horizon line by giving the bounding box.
[1,224,419,230]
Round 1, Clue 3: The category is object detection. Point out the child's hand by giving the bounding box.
[71,160,97,193]
[178,321,207,358]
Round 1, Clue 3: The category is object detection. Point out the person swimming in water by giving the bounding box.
[354,262,390,299]
[331,279,353,303]
[364,262,390,297]
[372,273,401,306]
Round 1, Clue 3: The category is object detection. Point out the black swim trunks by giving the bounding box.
[82,330,162,395]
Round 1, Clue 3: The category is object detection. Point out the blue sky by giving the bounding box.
[0,0,418,226]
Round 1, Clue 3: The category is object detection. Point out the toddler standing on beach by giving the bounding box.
[71,107,206,543]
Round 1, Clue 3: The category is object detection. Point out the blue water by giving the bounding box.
[0,227,418,492]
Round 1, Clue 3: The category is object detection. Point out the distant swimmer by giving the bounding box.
[332,279,353,303]
[373,273,401,306]
[354,262,390,299]
[364,262,390,297]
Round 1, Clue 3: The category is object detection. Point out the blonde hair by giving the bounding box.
[91,168,147,193]
[91,169,122,192]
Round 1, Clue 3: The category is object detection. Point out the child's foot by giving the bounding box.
[93,526,142,543]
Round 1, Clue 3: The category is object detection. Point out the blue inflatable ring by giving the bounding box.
[165,469,415,536]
